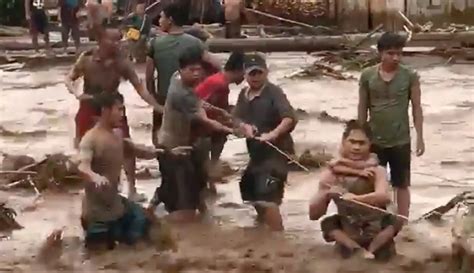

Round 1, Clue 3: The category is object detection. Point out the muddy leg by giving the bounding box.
[31,32,39,52]
[61,25,70,52]
[329,229,363,251]
[395,187,410,221]
[124,149,146,202]
[367,225,396,258]
[262,205,283,231]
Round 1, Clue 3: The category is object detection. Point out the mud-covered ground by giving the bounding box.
[0,52,473,272]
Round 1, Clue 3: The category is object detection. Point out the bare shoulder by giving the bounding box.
[319,168,338,188]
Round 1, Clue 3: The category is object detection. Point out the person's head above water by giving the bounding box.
[93,92,124,128]
[97,28,123,58]
[159,2,188,32]
[341,120,372,161]
[377,32,406,71]
[178,48,204,87]
[224,52,245,84]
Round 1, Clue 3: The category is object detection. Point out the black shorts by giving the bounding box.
[240,156,287,205]
[371,144,411,188]
[155,148,207,213]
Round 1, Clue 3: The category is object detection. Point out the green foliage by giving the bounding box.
[0,0,26,26]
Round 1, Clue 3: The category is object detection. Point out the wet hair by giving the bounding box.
[342,120,372,141]
[162,3,188,27]
[224,52,245,71]
[178,47,203,69]
[377,32,406,52]
[93,92,124,114]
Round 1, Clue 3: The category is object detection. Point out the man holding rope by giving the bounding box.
[309,120,402,261]
[232,53,297,231]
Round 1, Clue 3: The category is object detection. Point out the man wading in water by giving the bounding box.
[358,32,425,221]
[233,53,297,231]
[153,49,234,222]
[309,120,401,261]
[65,9,163,202]
[146,2,221,148]
[78,92,177,249]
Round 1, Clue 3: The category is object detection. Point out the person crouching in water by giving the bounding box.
[309,120,402,261]
[155,48,235,222]
[233,53,297,231]
[77,92,173,250]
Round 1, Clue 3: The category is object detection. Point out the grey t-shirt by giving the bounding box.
[158,72,201,149]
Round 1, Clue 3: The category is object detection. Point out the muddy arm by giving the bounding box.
[357,76,369,123]
[123,139,163,160]
[410,75,424,155]
[351,166,390,207]
[77,135,101,183]
[145,57,156,96]
[309,169,335,220]
[65,53,87,99]
[195,105,233,134]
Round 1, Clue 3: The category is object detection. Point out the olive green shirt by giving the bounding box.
[147,33,205,101]
[359,64,419,147]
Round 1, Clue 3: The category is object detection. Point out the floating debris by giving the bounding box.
[0,202,22,231]
[288,61,351,80]
[297,149,333,169]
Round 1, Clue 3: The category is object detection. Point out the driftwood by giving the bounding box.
[418,191,474,222]
[451,199,474,272]
[2,31,474,53]
[0,203,23,231]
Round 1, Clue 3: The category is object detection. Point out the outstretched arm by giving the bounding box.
[123,61,163,114]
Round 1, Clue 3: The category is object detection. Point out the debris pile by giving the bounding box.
[249,0,327,25]
[0,153,80,193]
[288,61,352,80]
[296,149,333,169]
[0,202,22,231]
[451,192,474,272]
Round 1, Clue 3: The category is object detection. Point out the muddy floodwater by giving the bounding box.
[0,53,473,272]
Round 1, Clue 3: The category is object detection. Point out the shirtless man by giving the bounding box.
[65,15,162,202]
[78,92,170,249]
[309,120,401,261]
[223,0,246,38]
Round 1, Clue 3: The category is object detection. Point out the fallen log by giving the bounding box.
[2,31,474,53]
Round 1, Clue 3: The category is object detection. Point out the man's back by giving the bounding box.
[148,33,204,99]
[359,64,418,147]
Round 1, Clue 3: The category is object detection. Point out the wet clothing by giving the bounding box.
[359,64,419,148]
[360,64,418,188]
[372,144,411,188]
[82,196,150,248]
[154,147,207,212]
[147,33,205,133]
[153,74,207,211]
[71,50,138,141]
[195,72,230,111]
[59,0,81,47]
[233,82,296,204]
[320,175,399,261]
[29,0,48,35]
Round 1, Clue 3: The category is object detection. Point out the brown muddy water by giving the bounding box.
[0,52,473,272]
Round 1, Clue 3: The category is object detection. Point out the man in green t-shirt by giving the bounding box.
[145,2,221,147]
[358,32,425,221]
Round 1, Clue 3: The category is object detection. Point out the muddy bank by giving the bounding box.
[0,53,473,271]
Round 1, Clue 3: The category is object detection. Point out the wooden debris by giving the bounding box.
[297,149,333,169]
[0,202,23,231]
[418,191,474,222]
[288,61,351,80]
[0,153,80,192]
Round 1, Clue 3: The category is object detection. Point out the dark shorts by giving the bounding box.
[321,214,397,261]
[81,197,150,248]
[30,9,49,35]
[372,144,411,188]
[154,148,207,213]
[240,156,287,205]
[210,133,227,160]
[75,100,131,142]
